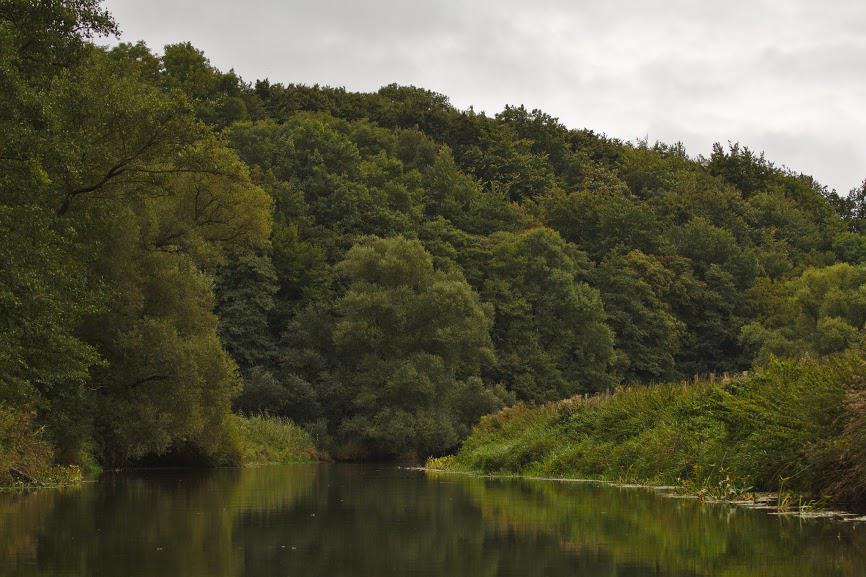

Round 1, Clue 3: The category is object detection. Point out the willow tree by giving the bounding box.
[332,236,503,458]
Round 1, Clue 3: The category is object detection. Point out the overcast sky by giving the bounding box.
[103,0,865,194]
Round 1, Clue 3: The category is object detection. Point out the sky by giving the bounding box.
[103,0,866,194]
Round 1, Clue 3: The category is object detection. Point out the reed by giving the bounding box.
[232,414,328,465]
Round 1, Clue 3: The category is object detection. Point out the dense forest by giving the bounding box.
[3,1,866,478]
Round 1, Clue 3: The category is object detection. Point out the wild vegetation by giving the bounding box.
[0,405,82,488]
[430,351,866,505]
[3,1,866,485]
[232,415,323,465]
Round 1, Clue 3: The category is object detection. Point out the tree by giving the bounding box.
[5,0,861,471]
[594,251,685,383]
[458,122,557,202]
[827,178,866,233]
[1,5,272,465]
[1,0,117,458]
[538,187,662,260]
[330,236,503,458]
[479,228,614,400]
[160,42,249,127]
[833,231,866,265]
[215,252,279,372]
[62,49,272,463]
[742,264,866,364]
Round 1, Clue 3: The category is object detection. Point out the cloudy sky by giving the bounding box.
[103,0,865,193]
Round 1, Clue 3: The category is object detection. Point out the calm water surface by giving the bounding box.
[1,464,864,577]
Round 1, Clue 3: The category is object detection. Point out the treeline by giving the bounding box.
[3,2,866,471]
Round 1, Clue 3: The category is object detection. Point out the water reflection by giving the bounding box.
[461,476,866,577]
[0,465,863,577]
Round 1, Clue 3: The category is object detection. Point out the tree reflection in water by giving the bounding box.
[1,465,864,577]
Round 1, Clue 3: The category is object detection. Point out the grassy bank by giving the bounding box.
[1,411,325,489]
[233,415,328,465]
[0,405,83,489]
[429,351,866,506]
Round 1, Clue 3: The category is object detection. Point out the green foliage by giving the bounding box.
[593,250,684,382]
[330,236,504,458]
[55,48,270,463]
[0,0,116,80]
[221,62,858,443]
[0,206,100,406]
[4,0,866,474]
[1,2,270,469]
[151,41,252,128]
[742,263,866,363]
[215,253,279,371]
[829,179,866,233]
[833,231,866,264]
[0,403,82,487]
[478,227,614,400]
[538,186,663,259]
[438,351,866,505]
[232,414,324,464]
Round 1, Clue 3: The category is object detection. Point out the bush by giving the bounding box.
[434,351,866,505]
[232,414,327,465]
[0,404,82,488]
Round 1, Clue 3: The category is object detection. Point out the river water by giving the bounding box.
[1,464,864,576]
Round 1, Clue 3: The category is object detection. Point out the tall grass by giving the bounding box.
[232,414,327,465]
[1,410,324,487]
[0,404,82,488]
[431,351,866,505]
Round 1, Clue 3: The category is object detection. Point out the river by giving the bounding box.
[1,464,864,576]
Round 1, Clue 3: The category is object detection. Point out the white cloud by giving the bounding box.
[104,0,866,192]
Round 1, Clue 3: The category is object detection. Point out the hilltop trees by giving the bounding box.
[742,264,866,364]
[593,251,684,383]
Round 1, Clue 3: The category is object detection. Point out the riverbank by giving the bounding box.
[1,412,327,490]
[427,351,866,509]
[232,414,330,465]
[0,405,83,490]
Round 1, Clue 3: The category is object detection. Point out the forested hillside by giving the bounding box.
[3,1,866,475]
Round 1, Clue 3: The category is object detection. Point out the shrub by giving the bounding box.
[0,404,81,488]
[232,414,327,465]
[434,351,866,505]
